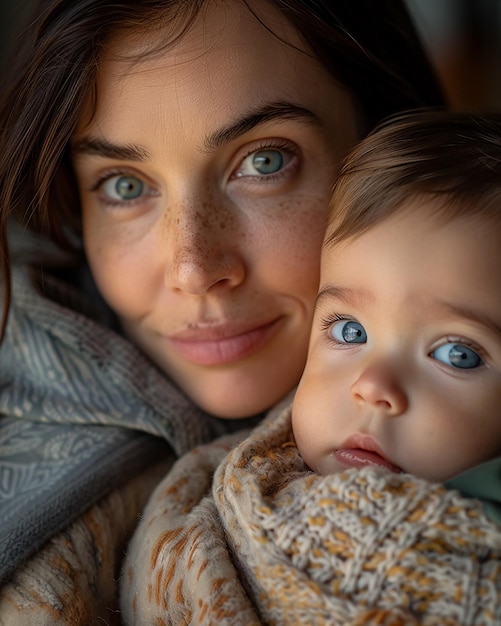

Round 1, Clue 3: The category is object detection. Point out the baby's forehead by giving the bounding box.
[324,187,501,252]
[321,198,501,277]
[317,209,501,336]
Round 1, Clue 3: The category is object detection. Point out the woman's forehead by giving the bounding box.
[102,0,309,71]
[87,0,314,127]
[76,0,357,148]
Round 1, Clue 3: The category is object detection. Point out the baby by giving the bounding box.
[293,110,501,512]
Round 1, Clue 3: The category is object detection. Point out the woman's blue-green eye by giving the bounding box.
[103,175,144,201]
[330,320,367,344]
[432,342,483,369]
[237,148,289,177]
[252,150,284,175]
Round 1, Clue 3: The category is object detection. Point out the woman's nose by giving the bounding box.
[350,362,408,416]
[163,200,245,296]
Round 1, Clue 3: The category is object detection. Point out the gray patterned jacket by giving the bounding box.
[0,260,234,586]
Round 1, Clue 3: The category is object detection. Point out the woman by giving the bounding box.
[0,0,444,622]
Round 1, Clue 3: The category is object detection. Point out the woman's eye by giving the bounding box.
[235,148,292,178]
[330,320,367,344]
[101,175,147,201]
[431,342,483,369]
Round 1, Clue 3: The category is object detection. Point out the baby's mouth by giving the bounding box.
[333,447,402,473]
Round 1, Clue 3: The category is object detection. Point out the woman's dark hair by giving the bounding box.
[0,0,445,339]
[326,111,501,246]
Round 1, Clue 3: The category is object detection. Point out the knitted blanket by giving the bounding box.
[122,402,501,625]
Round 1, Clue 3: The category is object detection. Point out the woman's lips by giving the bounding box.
[165,318,282,366]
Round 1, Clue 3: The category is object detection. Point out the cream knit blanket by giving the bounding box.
[121,403,501,625]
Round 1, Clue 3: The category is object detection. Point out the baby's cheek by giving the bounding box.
[291,384,318,466]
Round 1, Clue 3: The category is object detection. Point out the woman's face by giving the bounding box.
[72,0,359,418]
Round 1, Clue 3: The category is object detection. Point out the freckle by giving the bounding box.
[196,210,209,229]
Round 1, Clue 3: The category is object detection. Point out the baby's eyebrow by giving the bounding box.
[315,284,373,309]
[203,101,320,152]
[427,299,501,340]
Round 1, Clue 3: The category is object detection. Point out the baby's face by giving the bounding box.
[292,198,501,482]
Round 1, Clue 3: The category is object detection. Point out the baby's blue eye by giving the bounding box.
[330,320,367,344]
[103,175,144,200]
[251,150,284,175]
[432,342,483,369]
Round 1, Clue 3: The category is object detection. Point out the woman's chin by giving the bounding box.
[178,369,300,420]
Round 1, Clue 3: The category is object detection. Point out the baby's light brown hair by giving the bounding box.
[326,111,501,247]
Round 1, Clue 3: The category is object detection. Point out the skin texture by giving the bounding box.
[292,198,501,482]
[71,0,359,418]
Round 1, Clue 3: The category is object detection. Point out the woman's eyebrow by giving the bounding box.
[71,137,150,161]
[70,102,319,161]
[203,102,320,152]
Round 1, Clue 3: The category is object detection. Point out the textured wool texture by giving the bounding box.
[0,459,172,625]
[0,253,258,621]
[1,263,231,588]
[122,402,501,625]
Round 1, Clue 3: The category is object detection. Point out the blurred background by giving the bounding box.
[406,0,501,110]
[0,1,500,110]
